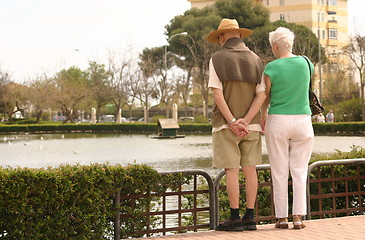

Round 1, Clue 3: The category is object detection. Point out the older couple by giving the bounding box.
[208,19,314,231]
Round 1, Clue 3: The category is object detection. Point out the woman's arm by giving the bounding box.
[260,75,272,134]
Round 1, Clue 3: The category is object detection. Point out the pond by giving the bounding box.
[1,133,364,176]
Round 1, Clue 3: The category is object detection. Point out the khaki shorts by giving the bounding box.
[212,129,262,168]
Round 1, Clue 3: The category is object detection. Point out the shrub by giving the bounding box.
[0,164,190,239]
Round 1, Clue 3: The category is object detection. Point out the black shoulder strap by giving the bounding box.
[301,55,312,90]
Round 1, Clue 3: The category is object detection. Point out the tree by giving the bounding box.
[26,75,53,123]
[50,67,89,123]
[86,61,112,122]
[0,68,11,119]
[0,82,27,124]
[246,21,326,65]
[0,69,28,123]
[323,52,355,103]
[166,8,220,118]
[166,0,271,117]
[175,65,193,119]
[214,0,269,29]
[107,49,137,121]
[139,47,177,117]
[343,35,365,121]
[131,50,159,123]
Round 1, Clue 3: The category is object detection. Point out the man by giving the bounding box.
[326,109,335,122]
[207,18,266,231]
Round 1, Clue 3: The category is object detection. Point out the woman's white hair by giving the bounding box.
[269,27,295,52]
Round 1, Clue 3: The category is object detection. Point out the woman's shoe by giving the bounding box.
[293,216,306,229]
[274,218,289,229]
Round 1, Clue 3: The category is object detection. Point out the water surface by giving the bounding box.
[1,133,363,175]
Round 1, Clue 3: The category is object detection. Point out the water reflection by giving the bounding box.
[1,133,363,175]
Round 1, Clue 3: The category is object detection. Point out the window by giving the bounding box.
[321,13,325,22]
[329,63,338,74]
[322,30,326,39]
[280,14,285,21]
[328,0,337,6]
[267,0,269,5]
[329,28,338,40]
[317,29,321,39]
[280,0,285,6]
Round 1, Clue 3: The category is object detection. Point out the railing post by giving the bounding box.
[114,188,121,240]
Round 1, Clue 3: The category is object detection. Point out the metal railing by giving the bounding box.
[214,164,277,225]
[114,170,215,240]
[307,158,365,219]
[114,158,365,239]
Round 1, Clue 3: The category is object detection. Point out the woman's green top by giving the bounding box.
[264,56,313,115]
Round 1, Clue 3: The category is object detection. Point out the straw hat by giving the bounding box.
[207,18,252,44]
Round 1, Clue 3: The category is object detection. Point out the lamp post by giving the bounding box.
[60,49,79,69]
[164,32,188,75]
[127,102,133,122]
[318,1,327,102]
[163,32,188,117]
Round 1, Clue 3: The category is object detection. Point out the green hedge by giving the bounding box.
[217,145,365,223]
[312,122,365,135]
[0,164,189,240]
[0,122,363,135]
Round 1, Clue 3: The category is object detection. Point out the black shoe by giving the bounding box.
[242,217,257,230]
[216,218,244,231]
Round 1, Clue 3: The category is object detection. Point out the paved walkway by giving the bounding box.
[138,215,365,240]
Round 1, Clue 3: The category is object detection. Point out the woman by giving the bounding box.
[261,27,314,229]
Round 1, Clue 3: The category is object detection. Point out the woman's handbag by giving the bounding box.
[302,56,324,116]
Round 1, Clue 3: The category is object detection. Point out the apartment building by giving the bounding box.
[187,0,350,98]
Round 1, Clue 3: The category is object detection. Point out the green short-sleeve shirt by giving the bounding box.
[264,56,313,115]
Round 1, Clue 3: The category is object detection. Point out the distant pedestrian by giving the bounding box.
[326,109,335,122]
[317,113,325,123]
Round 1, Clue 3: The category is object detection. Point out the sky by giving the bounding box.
[0,0,364,83]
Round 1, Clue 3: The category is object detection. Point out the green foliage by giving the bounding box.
[216,146,365,223]
[152,115,166,123]
[194,114,209,123]
[0,122,363,135]
[214,0,270,29]
[0,164,191,239]
[336,98,362,122]
[312,122,364,135]
[179,123,212,133]
[311,145,365,162]
[246,20,324,64]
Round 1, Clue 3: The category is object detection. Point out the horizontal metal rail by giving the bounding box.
[306,158,365,220]
[114,158,365,239]
[114,170,214,240]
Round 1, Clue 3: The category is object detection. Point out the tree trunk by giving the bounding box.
[35,110,43,123]
[361,82,365,121]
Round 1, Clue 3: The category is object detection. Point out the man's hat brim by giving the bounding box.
[207,28,252,44]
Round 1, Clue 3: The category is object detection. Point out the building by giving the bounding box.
[187,0,350,99]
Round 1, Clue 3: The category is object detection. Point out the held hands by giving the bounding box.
[229,118,249,137]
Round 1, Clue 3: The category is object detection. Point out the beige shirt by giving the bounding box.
[208,58,266,133]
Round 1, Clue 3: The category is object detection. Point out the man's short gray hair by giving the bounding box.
[269,27,295,52]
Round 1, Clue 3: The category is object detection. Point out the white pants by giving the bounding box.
[265,114,314,218]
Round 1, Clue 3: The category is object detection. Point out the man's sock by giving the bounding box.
[230,208,240,220]
[243,208,254,219]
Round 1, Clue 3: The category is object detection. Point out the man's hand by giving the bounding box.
[230,121,249,137]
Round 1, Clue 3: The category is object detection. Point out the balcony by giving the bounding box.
[327,21,338,29]
[327,39,338,46]
[326,5,337,15]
